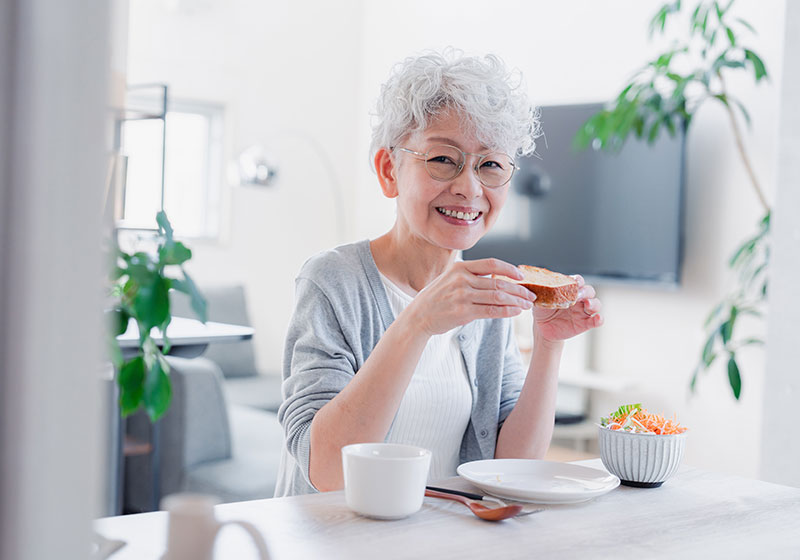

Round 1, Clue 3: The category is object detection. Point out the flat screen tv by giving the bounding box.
[464,103,686,286]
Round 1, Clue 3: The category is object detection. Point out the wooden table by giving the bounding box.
[94,459,800,559]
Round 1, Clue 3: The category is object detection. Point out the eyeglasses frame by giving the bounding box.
[391,144,519,188]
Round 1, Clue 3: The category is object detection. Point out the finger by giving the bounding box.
[577,284,596,301]
[582,298,602,316]
[471,288,533,309]
[463,258,524,280]
[472,303,526,320]
[470,276,537,302]
[571,274,586,288]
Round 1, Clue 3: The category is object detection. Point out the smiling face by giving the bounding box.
[377,108,512,252]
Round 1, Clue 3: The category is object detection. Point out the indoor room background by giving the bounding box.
[125,0,787,480]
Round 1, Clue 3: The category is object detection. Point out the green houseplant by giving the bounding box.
[107,211,207,421]
[573,0,770,400]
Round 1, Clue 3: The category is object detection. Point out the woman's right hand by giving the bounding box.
[405,258,537,337]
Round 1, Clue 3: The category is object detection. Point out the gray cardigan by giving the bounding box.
[274,240,525,497]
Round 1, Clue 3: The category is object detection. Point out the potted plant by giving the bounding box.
[573,0,769,400]
[107,211,207,420]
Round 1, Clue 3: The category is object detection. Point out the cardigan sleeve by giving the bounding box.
[277,276,357,488]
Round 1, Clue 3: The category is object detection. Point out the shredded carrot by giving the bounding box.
[601,404,687,435]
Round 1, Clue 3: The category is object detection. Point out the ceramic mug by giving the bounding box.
[341,442,432,519]
[160,493,270,560]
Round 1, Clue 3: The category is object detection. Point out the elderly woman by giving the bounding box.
[275,51,603,496]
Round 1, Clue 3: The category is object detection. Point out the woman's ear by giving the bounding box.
[374,148,399,198]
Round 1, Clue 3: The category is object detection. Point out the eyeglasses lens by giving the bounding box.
[424,145,463,181]
[477,154,514,187]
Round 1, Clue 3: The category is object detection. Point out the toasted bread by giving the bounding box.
[493,265,579,309]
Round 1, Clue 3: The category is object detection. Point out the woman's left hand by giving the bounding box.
[533,275,603,343]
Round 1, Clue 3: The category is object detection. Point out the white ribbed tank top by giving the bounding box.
[379,272,473,480]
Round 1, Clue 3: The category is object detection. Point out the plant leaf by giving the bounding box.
[744,49,768,81]
[727,355,742,399]
[738,337,765,348]
[690,365,699,393]
[133,275,171,333]
[159,240,192,266]
[720,305,738,345]
[109,307,131,336]
[690,4,702,34]
[174,269,208,323]
[647,119,662,143]
[156,210,174,244]
[144,358,172,421]
[728,305,738,338]
[702,333,716,366]
[125,252,158,285]
[704,301,725,328]
[108,337,124,370]
[735,17,757,34]
[725,26,736,46]
[118,355,145,416]
[733,97,752,127]
[729,235,758,267]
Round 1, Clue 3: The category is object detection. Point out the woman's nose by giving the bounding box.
[449,165,483,199]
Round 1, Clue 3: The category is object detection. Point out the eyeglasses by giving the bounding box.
[392,144,518,188]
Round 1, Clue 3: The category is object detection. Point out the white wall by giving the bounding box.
[129,0,789,478]
[128,0,363,371]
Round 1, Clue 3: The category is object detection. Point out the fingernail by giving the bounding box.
[523,300,533,308]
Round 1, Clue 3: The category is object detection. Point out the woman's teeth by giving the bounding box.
[437,208,481,221]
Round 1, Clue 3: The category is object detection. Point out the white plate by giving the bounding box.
[457,459,620,504]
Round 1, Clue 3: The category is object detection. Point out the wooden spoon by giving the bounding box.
[424,489,522,521]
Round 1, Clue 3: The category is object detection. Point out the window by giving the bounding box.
[121,97,223,239]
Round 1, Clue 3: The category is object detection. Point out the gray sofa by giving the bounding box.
[123,285,285,512]
[124,357,284,511]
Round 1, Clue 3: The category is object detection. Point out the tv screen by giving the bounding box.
[464,103,685,286]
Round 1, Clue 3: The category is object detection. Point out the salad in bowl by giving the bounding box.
[598,403,688,487]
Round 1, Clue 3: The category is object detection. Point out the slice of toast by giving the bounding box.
[493,265,579,309]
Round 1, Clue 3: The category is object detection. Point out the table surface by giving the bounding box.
[116,316,254,348]
[94,459,800,559]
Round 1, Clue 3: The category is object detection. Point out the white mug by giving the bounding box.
[160,493,270,560]
[341,443,432,519]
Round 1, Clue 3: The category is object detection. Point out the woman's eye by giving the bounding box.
[481,160,503,169]
[429,156,457,165]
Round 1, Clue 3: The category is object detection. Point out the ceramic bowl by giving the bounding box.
[598,426,686,488]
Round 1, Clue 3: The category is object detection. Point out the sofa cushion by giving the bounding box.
[182,405,284,502]
[223,374,283,413]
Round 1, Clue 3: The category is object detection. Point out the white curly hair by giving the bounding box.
[370,48,541,167]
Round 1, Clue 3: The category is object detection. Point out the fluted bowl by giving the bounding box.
[598,426,686,488]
